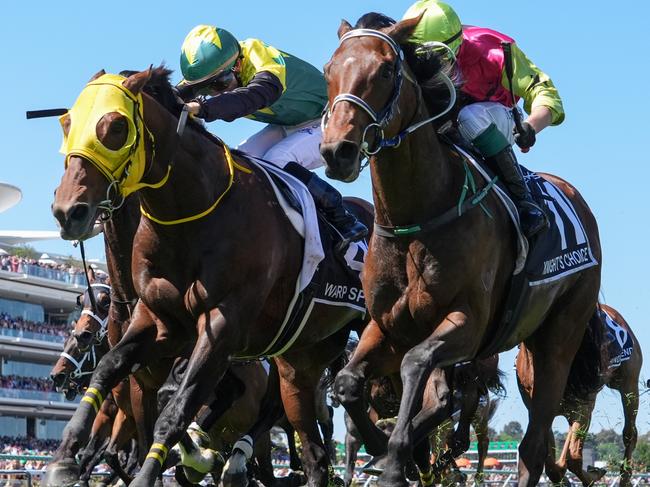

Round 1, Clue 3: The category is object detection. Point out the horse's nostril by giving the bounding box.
[69,204,90,222]
[335,141,359,163]
[51,373,64,388]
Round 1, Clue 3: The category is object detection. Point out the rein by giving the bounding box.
[322,29,457,158]
[325,29,496,238]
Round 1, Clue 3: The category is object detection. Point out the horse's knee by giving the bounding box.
[334,369,364,407]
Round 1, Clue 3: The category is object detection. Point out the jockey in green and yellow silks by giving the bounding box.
[178,24,367,248]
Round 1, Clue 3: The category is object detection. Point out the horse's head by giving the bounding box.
[52,69,154,240]
[50,283,111,399]
[320,15,424,182]
[74,283,111,350]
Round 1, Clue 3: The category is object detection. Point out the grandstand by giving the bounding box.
[0,183,87,440]
[0,255,83,438]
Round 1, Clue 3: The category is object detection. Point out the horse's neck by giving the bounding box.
[371,110,458,227]
[103,198,139,302]
[138,98,230,229]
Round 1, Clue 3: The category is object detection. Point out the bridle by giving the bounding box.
[322,28,457,159]
[59,283,112,382]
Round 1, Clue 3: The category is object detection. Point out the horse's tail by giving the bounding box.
[486,396,500,422]
[564,306,608,399]
[475,356,507,398]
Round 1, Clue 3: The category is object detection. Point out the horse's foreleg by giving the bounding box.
[472,404,491,484]
[319,406,336,465]
[380,312,477,487]
[78,398,115,483]
[276,356,330,487]
[449,380,479,458]
[224,358,289,486]
[44,314,160,487]
[344,422,361,487]
[104,408,137,485]
[517,309,593,487]
[335,320,401,456]
[543,427,568,485]
[282,421,304,472]
[566,401,607,486]
[131,307,232,487]
[619,380,640,487]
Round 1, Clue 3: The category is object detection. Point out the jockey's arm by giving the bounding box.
[505,43,565,129]
[525,106,553,135]
[191,71,283,122]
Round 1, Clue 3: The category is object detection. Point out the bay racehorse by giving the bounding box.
[518,304,643,487]
[47,67,372,487]
[50,285,138,486]
[319,14,601,487]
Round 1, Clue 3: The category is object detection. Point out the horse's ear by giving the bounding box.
[386,12,425,44]
[88,69,106,83]
[122,67,152,95]
[338,19,353,39]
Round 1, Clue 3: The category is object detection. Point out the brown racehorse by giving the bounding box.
[50,198,307,487]
[319,14,601,487]
[50,285,138,486]
[343,356,503,487]
[517,304,643,487]
[47,67,372,487]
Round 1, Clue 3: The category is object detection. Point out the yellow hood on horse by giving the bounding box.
[59,73,160,197]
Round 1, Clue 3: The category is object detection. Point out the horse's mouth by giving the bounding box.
[55,207,98,241]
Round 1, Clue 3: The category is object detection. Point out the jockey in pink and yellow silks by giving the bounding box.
[177,24,367,245]
[404,0,564,238]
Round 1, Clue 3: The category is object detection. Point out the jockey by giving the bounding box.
[178,25,367,245]
[403,1,564,238]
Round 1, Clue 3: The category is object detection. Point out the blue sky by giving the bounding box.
[2,1,650,440]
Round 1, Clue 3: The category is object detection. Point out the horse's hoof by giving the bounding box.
[587,465,608,482]
[377,472,408,487]
[43,460,80,487]
[183,466,207,484]
[222,471,248,487]
[404,460,420,481]
[361,455,387,476]
[287,471,307,487]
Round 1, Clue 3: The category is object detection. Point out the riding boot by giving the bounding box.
[283,162,368,246]
[487,147,549,238]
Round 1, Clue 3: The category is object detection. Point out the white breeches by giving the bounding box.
[236,118,324,170]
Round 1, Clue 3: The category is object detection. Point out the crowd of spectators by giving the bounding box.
[0,436,59,473]
[0,376,53,392]
[0,314,68,341]
[0,254,89,286]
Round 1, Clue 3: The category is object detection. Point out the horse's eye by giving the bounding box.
[381,64,394,79]
[110,118,127,134]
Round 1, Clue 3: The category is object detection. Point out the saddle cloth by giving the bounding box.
[599,307,634,369]
[452,144,599,357]
[234,157,368,359]
[455,145,598,282]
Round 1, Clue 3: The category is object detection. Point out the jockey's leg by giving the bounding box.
[284,161,368,247]
[458,102,548,238]
[487,146,548,237]
[261,118,368,247]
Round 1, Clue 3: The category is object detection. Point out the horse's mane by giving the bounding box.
[564,308,609,399]
[119,66,214,141]
[354,13,463,119]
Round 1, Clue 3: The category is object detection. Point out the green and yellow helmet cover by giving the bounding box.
[403,0,463,53]
[59,73,153,197]
[180,25,241,85]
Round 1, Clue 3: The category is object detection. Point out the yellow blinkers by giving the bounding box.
[59,73,160,197]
